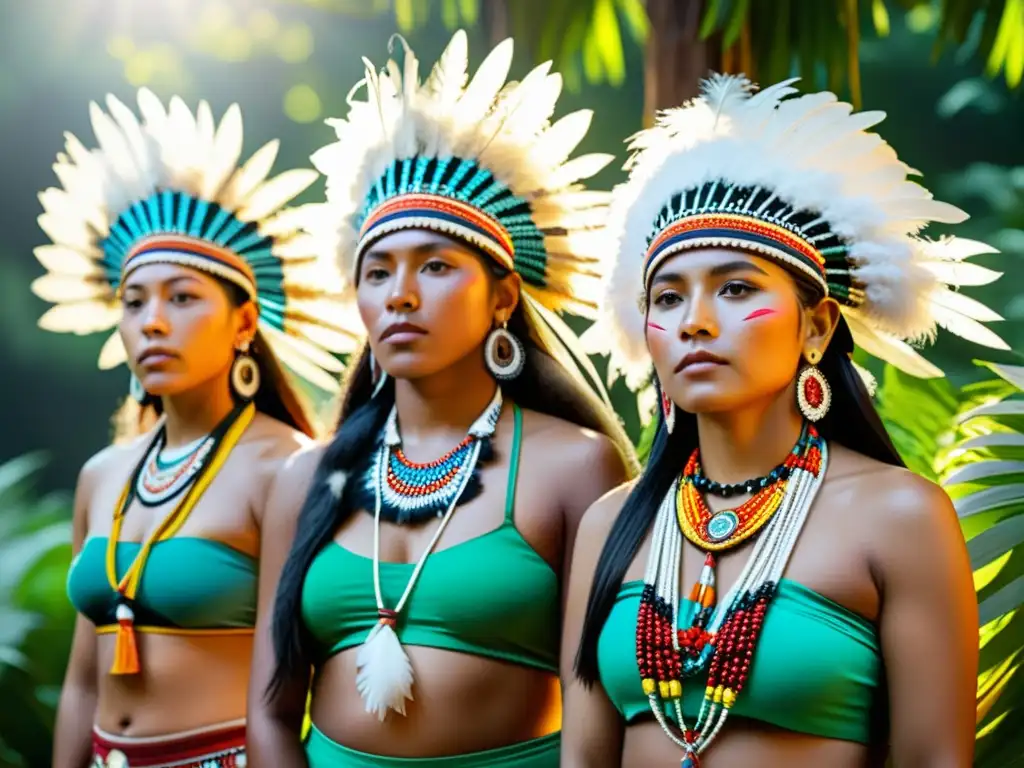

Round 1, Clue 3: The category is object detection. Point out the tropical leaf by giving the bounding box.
[0,455,75,768]
[925,362,1024,766]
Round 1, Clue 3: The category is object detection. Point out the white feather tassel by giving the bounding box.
[355,619,415,720]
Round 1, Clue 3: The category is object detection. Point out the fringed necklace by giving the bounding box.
[636,423,826,766]
[351,397,499,525]
[355,388,503,720]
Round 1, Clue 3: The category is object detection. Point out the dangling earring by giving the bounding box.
[370,350,387,398]
[231,340,260,401]
[129,372,147,404]
[484,322,525,380]
[797,349,830,422]
[660,383,676,434]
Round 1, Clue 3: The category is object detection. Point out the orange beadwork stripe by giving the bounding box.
[123,234,257,286]
[646,213,825,273]
[360,193,514,257]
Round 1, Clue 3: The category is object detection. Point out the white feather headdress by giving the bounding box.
[583,74,1008,392]
[310,30,615,318]
[33,88,361,392]
[311,30,637,459]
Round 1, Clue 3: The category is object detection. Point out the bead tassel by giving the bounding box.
[635,423,827,759]
[110,600,140,675]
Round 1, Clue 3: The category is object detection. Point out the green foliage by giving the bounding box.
[0,454,75,768]
[878,362,1024,766]
[311,1,1024,99]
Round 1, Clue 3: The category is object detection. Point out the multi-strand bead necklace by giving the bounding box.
[636,423,826,766]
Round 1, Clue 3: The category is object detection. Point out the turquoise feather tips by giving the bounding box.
[311,29,615,320]
[33,88,361,392]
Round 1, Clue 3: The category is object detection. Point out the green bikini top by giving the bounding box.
[598,579,885,744]
[67,537,258,630]
[301,404,561,672]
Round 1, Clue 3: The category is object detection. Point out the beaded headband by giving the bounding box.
[584,74,1008,391]
[33,89,361,392]
[311,30,613,320]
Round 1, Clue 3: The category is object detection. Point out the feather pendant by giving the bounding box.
[355,620,414,721]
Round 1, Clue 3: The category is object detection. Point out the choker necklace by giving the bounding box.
[636,423,826,766]
[352,391,501,525]
[136,434,212,507]
[355,388,503,720]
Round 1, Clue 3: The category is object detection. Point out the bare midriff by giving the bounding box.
[310,646,561,757]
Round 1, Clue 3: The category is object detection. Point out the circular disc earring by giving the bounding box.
[129,372,147,404]
[484,322,525,380]
[797,349,830,421]
[231,341,261,401]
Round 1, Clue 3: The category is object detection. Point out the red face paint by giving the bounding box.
[647,321,666,331]
[743,308,777,321]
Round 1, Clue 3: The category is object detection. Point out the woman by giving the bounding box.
[37,89,356,768]
[562,75,1008,767]
[247,31,637,767]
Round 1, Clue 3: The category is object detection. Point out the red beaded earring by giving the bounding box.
[797,349,830,421]
[660,384,676,434]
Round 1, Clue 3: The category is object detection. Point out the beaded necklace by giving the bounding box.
[355,388,504,720]
[636,424,826,766]
[135,434,211,506]
[353,392,500,525]
[104,403,254,675]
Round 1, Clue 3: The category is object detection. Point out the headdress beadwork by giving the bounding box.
[33,89,361,393]
[584,74,1008,391]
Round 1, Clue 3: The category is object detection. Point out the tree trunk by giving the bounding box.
[643,0,722,121]
[484,0,510,47]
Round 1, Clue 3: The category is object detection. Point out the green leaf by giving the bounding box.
[871,0,890,36]
[969,514,1024,569]
[592,0,626,85]
[980,574,1024,627]
[723,0,751,47]
[441,0,459,29]
[394,0,416,32]
[615,0,649,40]
[457,0,478,25]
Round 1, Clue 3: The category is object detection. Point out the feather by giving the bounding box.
[452,37,514,128]
[31,274,109,303]
[236,169,318,223]
[220,140,280,210]
[34,244,102,276]
[355,622,414,721]
[38,301,121,334]
[426,29,469,105]
[98,331,128,369]
[201,103,244,200]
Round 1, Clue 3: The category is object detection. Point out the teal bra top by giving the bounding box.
[67,537,258,629]
[598,579,885,744]
[301,404,561,672]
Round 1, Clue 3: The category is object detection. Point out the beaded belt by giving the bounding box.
[91,720,246,768]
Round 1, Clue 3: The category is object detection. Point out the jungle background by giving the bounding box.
[1,0,1023,765]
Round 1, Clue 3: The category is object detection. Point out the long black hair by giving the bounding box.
[267,267,630,699]
[573,274,907,686]
[111,278,317,442]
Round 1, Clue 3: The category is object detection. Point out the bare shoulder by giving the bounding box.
[79,430,151,486]
[828,444,958,561]
[576,480,637,546]
[245,412,317,462]
[519,407,626,475]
